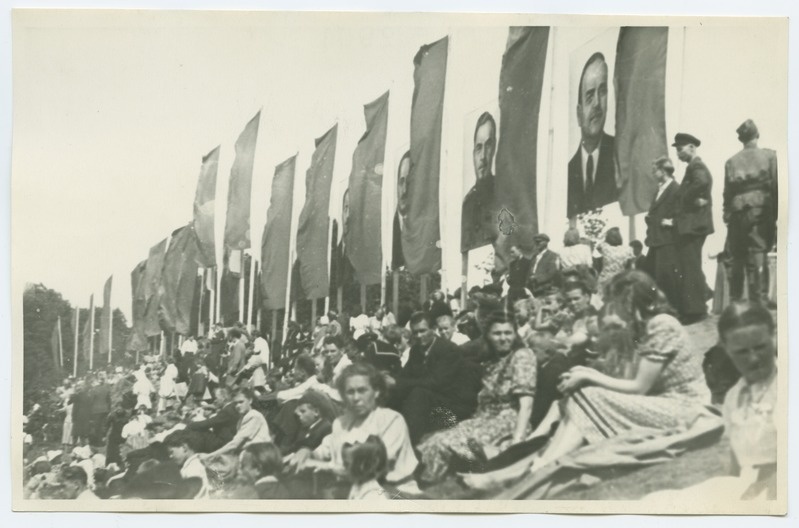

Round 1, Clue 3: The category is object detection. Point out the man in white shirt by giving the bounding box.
[180,335,198,355]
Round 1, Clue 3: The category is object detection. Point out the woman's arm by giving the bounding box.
[512,395,533,443]
[565,358,665,395]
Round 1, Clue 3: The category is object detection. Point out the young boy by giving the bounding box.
[164,430,210,498]
[282,392,333,455]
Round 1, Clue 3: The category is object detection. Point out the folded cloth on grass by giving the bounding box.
[461,405,723,499]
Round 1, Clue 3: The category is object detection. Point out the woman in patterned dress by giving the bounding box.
[594,227,634,296]
[527,270,710,471]
[417,311,537,484]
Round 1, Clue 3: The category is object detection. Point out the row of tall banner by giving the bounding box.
[122,26,669,349]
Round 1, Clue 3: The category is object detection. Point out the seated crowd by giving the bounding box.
[22,230,777,501]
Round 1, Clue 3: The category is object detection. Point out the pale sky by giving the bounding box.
[11,11,789,323]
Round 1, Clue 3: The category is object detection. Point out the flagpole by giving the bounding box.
[270,311,278,365]
[325,219,334,314]
[208,269,215,328]
[460,253,468,311]
[238,268,245,324]
[543,27,557,236]
[88,295,95,371]
[360,284,367,313]
[282,246,295,345]
[246,251,256,330]
[215,266,222,324]
[160,330,165,360]
[392,271,399,322]
[73,308,80,377]
[57,316,64,369]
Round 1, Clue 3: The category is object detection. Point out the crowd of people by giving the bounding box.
[21,123,778,502]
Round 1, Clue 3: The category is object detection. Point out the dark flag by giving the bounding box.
[129,260,149,351]
[494,26,550,272]
[194,145,220,266]
[224,111,261,252]
[81,294,94,364]
[50,317,62,370]
[615,27,669,215]
[143,238,168,337]
[160,225,201,335]
[344,91,390,286]
[296,125,337,300]
[403,36,448,275]
[260,155,296,310]
[98,275,112,360]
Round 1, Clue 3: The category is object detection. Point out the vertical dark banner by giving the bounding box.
[296,125,337,300]
[224,111,260,252]
[81,294,94,364]
[129,260,148,351]
[261,156,296,310]
[345,91,390,286]
[494,26,550,271]
[50,319,61,370]
[143,238,168,337]
[160,225,201,335]
[615,27,669,216]
[403,36,448,275]
[392,150,411,270]
[98,275,112,359]
[194,145,220,266]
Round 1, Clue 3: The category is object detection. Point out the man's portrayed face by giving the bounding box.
[675,144,694,163]
[723,324,776,384]
[294,403,320,428]
[577,58,609,145]
[322,343,343,365]
[168,444,190,466]
[436,316,455,340]
[565,287,591,315]
[410,319,436,348]
[397,157,411,216]
[473,120,496,181]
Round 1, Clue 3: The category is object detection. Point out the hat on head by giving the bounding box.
[736,119,759,142]
[533,233,550,243]
[672,133,701,147]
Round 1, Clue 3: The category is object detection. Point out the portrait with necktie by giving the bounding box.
[567,51,619,219]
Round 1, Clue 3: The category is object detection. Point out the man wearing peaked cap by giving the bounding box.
[723,119,778,305]
[673,132,714,324]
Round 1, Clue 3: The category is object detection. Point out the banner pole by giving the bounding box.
[360,284,367,314]
[215,266,222,324]
[238,266,245,324]
[73,308,80,377]
[420,274,428,306]
[337,286,343,313]
[197,268,206,337]
[311,298,317,329]
[461,253,468,311]
[246,252,257,329]
[392,271,399,321]
[88,296,95,371]
[270,310,278,365]
[57,316,64,368]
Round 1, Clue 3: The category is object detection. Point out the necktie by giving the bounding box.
[585,154,595,198]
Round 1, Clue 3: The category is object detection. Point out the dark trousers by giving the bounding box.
[390,386,458,445]
[727,212,775,304]
[647,244,682,312]
[677,234,710,317]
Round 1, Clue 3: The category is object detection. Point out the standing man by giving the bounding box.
[723,119,778,305]
[528,233,561,298]
[645,156,682,311]
[567,52,618,218]
[506,245,532,305]
[226,329,247,382]
[673,133,714,324]
[462,111,498,251]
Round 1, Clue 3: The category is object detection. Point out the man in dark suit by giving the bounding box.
[528,233,561,297]
[388,311,478,444]
[462,112,498,251]
[186,386,239,449]
[645,156,682,311]
[673,133,714,323]
[391,151,411,269]
[567,52,618,218]
[723,119,778,305]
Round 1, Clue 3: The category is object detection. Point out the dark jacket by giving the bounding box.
[567,133,618,218]
[399,337,479,417]
[645,179,680,248]
[676,156,714,237]
[507,255,532,290]
[528,249,561,296]
[723,146,778,222]
[283,418,332,454]
[89,384,112,415]
[186,402,239,445]
[461,175,497,252]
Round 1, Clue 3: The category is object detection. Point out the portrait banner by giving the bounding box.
[567,28,620,219]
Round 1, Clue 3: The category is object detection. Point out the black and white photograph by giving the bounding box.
[9,7,790,516]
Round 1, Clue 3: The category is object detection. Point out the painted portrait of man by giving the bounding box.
[461,111,499,251]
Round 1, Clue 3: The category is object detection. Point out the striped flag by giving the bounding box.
[194,145,220,266]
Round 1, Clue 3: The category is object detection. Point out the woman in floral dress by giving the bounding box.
[418,312,537,484]
[527,270,710,470]
[594,227,634,296]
